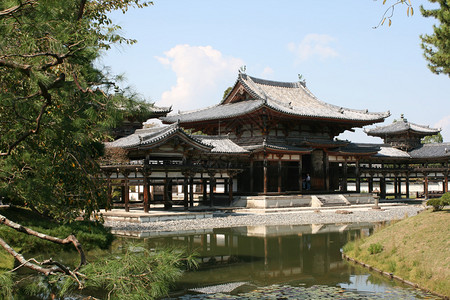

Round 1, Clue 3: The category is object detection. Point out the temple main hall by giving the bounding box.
[102,72,450,211]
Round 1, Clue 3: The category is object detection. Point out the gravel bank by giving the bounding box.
[104,205,425,233]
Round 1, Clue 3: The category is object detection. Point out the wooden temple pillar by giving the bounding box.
[183,175,189,211]
[209,172,216,207]
[263,153,269,195]
[150,185,155,202]
[122,171,130,212]
[189,177,194,208]
[250,160,254,193]
[394,175,398,198]
[106,172,112,211]
[444,171,448,193]
[323,152,329,191]
[263,155,268,194]
[298,156,303,193]
[278,157,282,193]
[164,176,172,210]
[397,176,402,199]
[355,160,361,193]
[342,161,348,192]
[424,173,429,200]
[380,174,386,199]
[224,178,229,194]
[227,172,235,205]
[202,178,208,205]
[406,172,410,199]
[143,172,150,213]
[368,173,374,193]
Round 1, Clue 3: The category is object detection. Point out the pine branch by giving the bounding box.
[0,214,86,270]
[0,73,66,157]
[0,0,37,17]
[0,58,32,75]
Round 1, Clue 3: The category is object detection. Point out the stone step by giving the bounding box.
[317,195,350,207]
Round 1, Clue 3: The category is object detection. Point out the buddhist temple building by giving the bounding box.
[101,72,450,210]
[161,73,389,194]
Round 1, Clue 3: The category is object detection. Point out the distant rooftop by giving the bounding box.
[365,114,440,137]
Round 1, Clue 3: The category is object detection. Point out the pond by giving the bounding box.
[122,222,442,299]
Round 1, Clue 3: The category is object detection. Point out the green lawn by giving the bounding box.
[343,208,450,297]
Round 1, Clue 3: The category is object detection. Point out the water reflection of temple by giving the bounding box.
[137,223,375,288]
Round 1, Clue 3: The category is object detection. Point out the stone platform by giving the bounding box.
[233,193,375,209]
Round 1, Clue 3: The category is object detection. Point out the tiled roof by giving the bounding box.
[242,141,312,153]
[152,105,172,113]
[335,143,381,155]
[105,123,211,150]
[162,73,389,124]
[365,117,440,136]
[194,135,249,154]
[409,143,450,159]
[105,124,247,154]
[162,100,264,123]
[302,139,350,148]
[374,146,411,158]
[238,74,389,121]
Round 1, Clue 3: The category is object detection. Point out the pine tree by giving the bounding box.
[0,0,152,220]
[421,0,450,76]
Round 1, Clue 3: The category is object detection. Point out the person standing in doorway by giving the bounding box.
[306,173,311,190]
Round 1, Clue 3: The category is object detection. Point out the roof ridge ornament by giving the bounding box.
[298,74,306,87]
[239,65,246,74]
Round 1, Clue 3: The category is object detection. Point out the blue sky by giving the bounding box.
[100,0,450,143]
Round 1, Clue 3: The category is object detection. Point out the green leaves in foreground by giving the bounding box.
[61,244,198,299]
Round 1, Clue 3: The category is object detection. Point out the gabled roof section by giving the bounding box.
[365,115,440,137]
[163,73,389,124]
[194,135,249,154]
[105,123,212,151]
[162,100,264,124]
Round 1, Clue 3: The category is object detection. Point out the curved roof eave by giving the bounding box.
[264,101,389,123]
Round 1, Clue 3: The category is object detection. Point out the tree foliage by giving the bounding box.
[71,244,197,299]
[222,86,233,100]
[0,0,152,221]
[420,0,450,76]
[421,132,444,143]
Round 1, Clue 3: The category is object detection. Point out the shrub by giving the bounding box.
[427,193,450,211]
[440,192,450,205]
[368,243,383,254]
[427,199,444,211]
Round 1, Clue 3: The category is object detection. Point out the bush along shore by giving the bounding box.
[342,208,450,299]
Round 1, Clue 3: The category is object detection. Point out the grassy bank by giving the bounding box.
[343,208,449,297]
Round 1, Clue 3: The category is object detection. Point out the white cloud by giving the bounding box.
[261,66,274,77]
[155,44,244,112]
[288,34,338,64]
[434,115,450,142]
